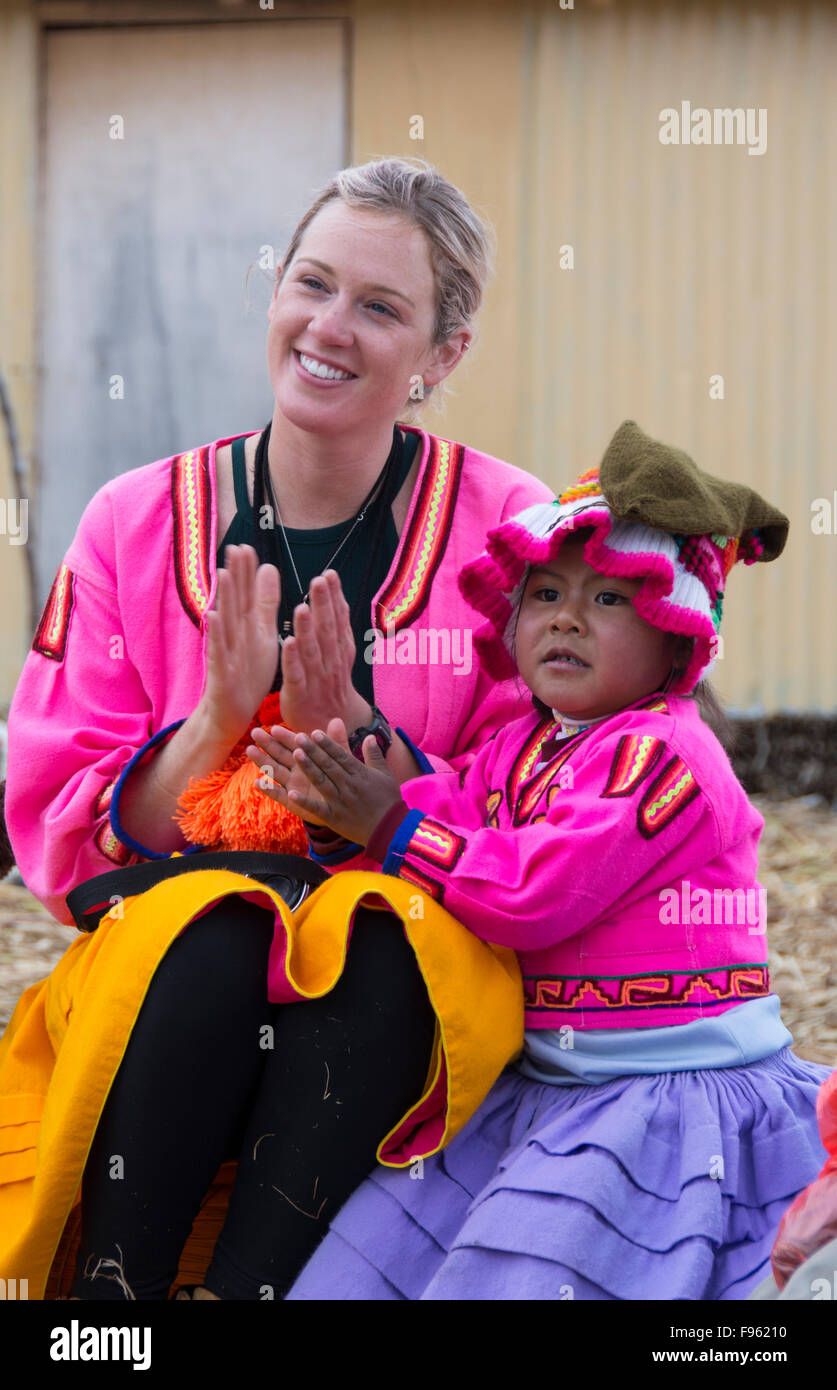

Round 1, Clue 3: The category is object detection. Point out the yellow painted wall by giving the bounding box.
[352,0,837,714]
[350,0,534,475]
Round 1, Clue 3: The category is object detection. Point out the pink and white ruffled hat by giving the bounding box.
[459,420,788,695]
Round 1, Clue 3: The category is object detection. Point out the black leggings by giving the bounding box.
[69,894,436,1301]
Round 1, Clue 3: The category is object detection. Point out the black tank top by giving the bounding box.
[216,431,419,706]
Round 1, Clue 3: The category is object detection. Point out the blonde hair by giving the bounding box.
[277,156,496,416]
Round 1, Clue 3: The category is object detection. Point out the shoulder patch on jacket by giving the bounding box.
[32,564,75,661]
[637,754,700,838]
[601,734,666,798]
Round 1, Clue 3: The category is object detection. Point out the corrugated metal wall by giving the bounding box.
[511,0,836,715]
[355,0,836,714]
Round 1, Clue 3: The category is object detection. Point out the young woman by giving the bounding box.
[0,157,551,1300]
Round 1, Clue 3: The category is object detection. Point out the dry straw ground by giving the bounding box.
[1,796,835,1067]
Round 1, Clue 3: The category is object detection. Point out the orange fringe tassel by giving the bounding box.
[174,691,308,855]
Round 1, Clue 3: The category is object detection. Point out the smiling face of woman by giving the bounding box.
[266,200,464,438]
[514,532,682,720]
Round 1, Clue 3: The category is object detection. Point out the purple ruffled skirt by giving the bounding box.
[286,1047,831,1300]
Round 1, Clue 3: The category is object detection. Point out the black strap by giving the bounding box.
[230,435,251,516]
[66,851,326,933]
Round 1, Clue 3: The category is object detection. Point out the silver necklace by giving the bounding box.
[263,447,393,637]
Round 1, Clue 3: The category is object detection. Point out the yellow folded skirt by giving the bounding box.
[0,869,522,1299]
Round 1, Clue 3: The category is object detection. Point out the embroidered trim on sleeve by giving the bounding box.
[94,820,137,866]
[637,754,700,838]
[94,779,117,817]
[32,564,75,662]
[391,817,468,906]
[399,862,445,903]
[407,817,467,873]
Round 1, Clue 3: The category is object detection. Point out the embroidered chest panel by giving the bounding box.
[171,447,213,629]
[170,435,463,637]
[501,718,588,825]
[485,696,688,837]
[374,434,464,633]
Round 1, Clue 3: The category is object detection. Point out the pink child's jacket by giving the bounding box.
[336,692,771,1032]
[5,427,552,924]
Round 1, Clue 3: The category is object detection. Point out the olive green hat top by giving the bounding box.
[599,420,788,559]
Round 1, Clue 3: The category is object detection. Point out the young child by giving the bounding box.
[251,419,832,1301]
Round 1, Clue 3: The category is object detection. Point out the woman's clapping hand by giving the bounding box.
[201,545,281,744]
[278,570,371,736]
[201,550,371,782]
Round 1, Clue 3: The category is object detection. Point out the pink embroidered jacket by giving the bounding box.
[334,692,771,1031]
[5,427,551,924]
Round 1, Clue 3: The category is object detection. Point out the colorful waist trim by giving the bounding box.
[524,962,770,1021]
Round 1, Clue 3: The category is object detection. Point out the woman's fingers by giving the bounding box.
[280,634,307,696]
[254,558,281,633]
[252,770,325,820]
[326,716,351,751]
[249,726,296,768]
[220,546,280,643]
[236,545,276,626]
[230,545,248,620]
[291,602,326,680]
[246,734,335,821]
[285,784,332,816]
[308,575,338,663]
[229,544,247,630]
[326,570,356,671]
[214,567,235,658]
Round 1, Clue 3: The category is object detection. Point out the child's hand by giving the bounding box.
[247,721,333,828]
[246,718,403,844]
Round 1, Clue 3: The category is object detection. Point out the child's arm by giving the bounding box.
[247,719,496,871]
[264,723,724,952]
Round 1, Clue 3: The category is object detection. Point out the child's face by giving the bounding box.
[514,534,680,720]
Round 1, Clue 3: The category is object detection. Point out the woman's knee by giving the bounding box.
[141,895,276,1021]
